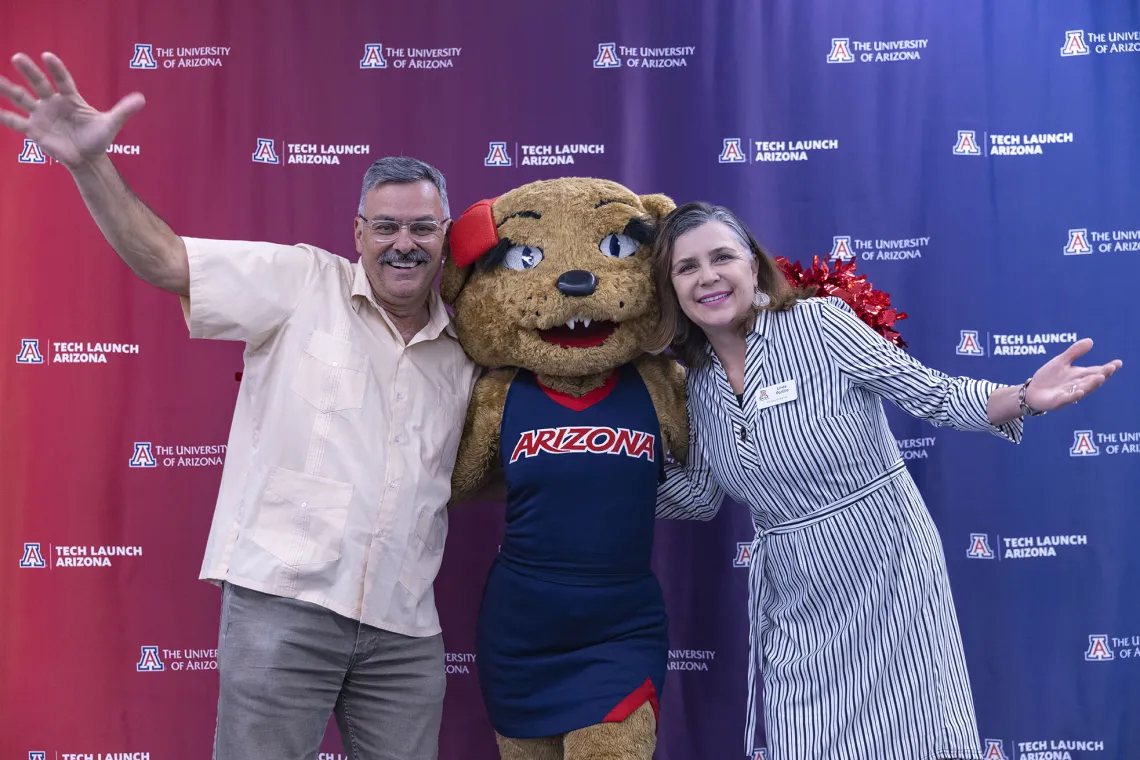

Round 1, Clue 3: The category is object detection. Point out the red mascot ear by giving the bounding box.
[449,197,500,269]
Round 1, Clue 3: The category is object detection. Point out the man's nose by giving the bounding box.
[390,227,418,253]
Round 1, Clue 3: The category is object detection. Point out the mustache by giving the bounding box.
[378,249,431,265]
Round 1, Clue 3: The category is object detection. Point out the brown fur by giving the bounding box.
[496,702,657,760]
[443,178,686,759]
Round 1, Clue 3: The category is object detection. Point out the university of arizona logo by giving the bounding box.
[594,43,621,68]
[830,235,854,261]
[129,442,158,468]
[252,138,279,164]
[1061,30,1090,56]
[956,330,984,356]
[129,43,158,69]
[19,542,46,569]
[137,646,165,671]
[29,753,47,760]
[510,426,655,463]
[967,533,994,559]
[1070,430,1099,456]
[18,139,46,164]
[484,142,511,167]
[718,138,746,163]
[1085,634,1113,661]
[734,542,753,568]
[827,38,854,63]
[980,739,1008,760]
[1064,228,1092,255]
[751,750,769,760]
[953,130,981,156]
[16,338,44,364]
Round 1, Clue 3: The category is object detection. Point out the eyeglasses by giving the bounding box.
[358,215,448,243]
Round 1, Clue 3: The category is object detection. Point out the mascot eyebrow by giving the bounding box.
[476,214,655,273]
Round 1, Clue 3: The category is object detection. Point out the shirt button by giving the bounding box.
[395,435,404,444]
[301,501,308,507]
[390,480,399,489]
[397,392,405,400]
[332,361,339,368]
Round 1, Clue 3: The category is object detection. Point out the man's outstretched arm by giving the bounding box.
[0,52,188,294]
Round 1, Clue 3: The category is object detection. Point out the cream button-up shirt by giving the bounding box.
[179,237,477,637]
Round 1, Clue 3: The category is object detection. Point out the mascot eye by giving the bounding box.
[599,233,638,259]
[503,245,545,271]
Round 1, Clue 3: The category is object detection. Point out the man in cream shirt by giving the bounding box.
[1,52,477,759]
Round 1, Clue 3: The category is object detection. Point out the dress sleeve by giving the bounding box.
[656,395,728,520]
[817,296,1022,443]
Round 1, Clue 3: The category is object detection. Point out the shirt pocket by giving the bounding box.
[399,501,449,599]
[291,329,369,413]
[250,466,353,566]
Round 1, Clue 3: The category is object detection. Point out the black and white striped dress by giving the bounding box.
[657,296,1023,760]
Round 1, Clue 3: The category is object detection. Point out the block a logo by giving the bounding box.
[953,130,981,156]
[594,43,621,68]
[484,142,511,167]
[1070,430,1099,456]
[967,533,995,559]
[129,442,158,468]
[360,43,387,69]
[19,542,46,569]
[956,330,984,356]
[1061,30,1090,57]
[718,138,746,163]
[1064,228,1092,255]
[1085,634,1113,661]
[827,38,855,63]
[830,235,854,262]
[752,750,769,760]
[137,645,165,671]
[16,338,44,364]
[30,753,47,760]
[129,43,158,69]
[980,739,1009,760]
[733,542,753,567]
[18,139,46,164]
[252,138,279,164]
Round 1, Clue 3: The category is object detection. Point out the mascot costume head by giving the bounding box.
[442,177,688,760]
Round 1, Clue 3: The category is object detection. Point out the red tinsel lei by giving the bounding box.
[774,255,909,349]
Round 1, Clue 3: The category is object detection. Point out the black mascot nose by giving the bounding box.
[556,270,597,297]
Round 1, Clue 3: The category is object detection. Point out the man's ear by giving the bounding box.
[440,241,471,306]
[639,193,676,225]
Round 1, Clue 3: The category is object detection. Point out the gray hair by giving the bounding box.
[357,156,450,219]
[662,203,755,260]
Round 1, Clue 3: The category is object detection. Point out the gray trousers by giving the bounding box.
[213,582,445,760]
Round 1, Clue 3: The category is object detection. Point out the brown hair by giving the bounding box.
[646,201,816,368]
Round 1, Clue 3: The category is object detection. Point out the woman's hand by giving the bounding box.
[1024,338,1122,412]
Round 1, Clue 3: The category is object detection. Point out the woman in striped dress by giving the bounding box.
[648,202,1121,760]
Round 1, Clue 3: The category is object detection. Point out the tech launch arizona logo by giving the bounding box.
[719,136,840,163]
[483,140,606,167]
[252,137,371,166]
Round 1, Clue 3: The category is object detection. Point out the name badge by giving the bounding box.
[755,380,797,411]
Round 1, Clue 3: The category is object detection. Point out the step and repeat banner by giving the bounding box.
[2,1,1138,758]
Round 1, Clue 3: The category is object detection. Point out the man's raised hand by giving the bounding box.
[0,52,145,170]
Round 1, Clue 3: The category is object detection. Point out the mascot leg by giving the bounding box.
[562,702,657,760]
[495,733,563,760]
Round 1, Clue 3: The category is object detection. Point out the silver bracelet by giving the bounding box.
[1018,378,1046,417]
